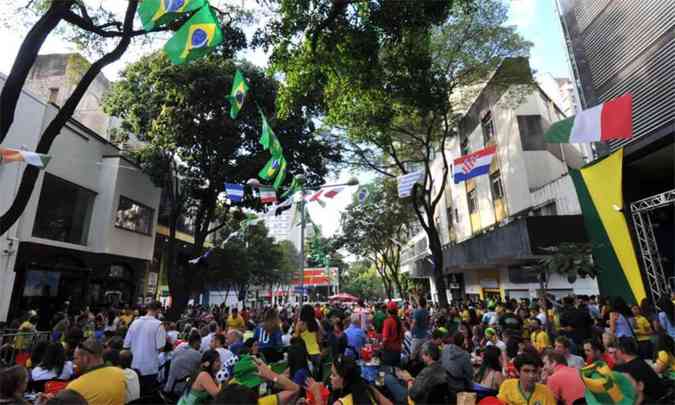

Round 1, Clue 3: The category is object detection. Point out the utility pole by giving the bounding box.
[299,190,306,304]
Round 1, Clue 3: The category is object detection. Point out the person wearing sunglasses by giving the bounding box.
[67,337,126,405]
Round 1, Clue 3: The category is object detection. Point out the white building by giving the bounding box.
[0,68,161,323]
[535,73,579,117]
[400,58,598,304]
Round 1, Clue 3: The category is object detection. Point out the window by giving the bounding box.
[460,135,470,155]
[446,207,453,224]
[490,170,504,199]
[33,173,95,245]
[481,111,495,145]
[48,88,59,104]
[467,189,478,213]
[115,196,154,235]
[532,201,557,216]
[517,115,545,151]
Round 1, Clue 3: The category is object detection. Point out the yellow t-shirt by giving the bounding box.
[301,329,320,356]
[227,315,245,331]
[119,314,134,327]
[68,366,126,405]
[258,394,278,405]
[530,330,550,352]
[633,315,652,341]
[498,379,556,405]
[656,350,675,373]
[14,321,34,350]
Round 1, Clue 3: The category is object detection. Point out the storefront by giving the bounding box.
[9,241,148,327]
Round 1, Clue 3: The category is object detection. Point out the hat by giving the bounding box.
[432,327,448,339]
[387,301,398,311]
[484,327,497,337]
[232,355,263,388]
[581,361,636,405]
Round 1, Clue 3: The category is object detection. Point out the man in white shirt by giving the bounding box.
[124,301,167,395]
[484,327,506,352]
[200,321,218,352]
[554,336,585,369]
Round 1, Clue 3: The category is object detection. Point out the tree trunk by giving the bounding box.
[0,1,70,143]
[429,235,448,308]
[0,4,137,236]
[166,214,187,320]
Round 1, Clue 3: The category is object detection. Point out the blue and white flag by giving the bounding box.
[397,171,424,198]
[188,248,212,265]
[224,183,244,202]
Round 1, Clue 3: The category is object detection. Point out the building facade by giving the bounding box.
[400,59,599,304]
[557,0,674,299]
[0,71,161,324]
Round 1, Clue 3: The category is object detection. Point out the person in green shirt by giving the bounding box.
[373,304,386,334]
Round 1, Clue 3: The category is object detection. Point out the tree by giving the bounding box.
[341,261,386,301]
[269,0,530,306]
[528,243,601,295]
[0,0,247,236]
[337,178,414,299]
[104,53,339,317]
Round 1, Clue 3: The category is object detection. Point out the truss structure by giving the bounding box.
[630,189,675,303]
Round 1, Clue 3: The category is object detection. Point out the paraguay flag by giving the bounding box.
[453,145,497,184]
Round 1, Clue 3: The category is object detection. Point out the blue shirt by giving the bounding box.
[253,326,283,349]
[412,308,429,338]
[344,324,366,358]
[658,312,675,339]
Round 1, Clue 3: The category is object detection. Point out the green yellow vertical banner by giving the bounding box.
[570,149,646,304]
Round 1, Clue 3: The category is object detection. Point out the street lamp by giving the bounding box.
[296,174,358,304]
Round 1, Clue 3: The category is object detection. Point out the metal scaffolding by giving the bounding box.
[630,189,675,303]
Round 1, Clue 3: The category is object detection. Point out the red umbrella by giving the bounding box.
[329,292,359,302]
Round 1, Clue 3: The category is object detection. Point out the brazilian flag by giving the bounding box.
[138,0,205,31]
[163,5,223,65]
[227,69,249,119]
[272,156,288,190]
[571,149,646,304]
[258,110,283,158]
[259,154,286,182]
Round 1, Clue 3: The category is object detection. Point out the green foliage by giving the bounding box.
[340,261,385,300]
[533,243,601,284]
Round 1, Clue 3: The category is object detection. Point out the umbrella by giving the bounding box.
[329,293,359,302]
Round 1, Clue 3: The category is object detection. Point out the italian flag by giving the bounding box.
[544,93,633,143]
[259,186,277,204]
[0,147,51,168]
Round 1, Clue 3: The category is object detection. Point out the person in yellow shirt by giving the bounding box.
[67,337,126,405]
[631,305,654,359]
[529,318,550,353]
[227,308,246,332]
[498,353,556,405]
[653,333,675,379]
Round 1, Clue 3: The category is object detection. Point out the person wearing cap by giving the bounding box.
[67,337,127,405]
[382,301,403,367]
[542,350,585,405]
[123,301,167,394]
[482,303,498,326]
[497,353,556,405]
[485,327,506,352]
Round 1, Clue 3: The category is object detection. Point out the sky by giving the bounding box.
[0,0,572,237]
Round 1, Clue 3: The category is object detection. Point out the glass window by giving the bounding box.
[490,171,504,199]
[467,189,478,213]
[481,111,495,145]
[115,196,154,235]
[33,173,95,245]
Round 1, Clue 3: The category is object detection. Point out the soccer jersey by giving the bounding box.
[497,379,556,405]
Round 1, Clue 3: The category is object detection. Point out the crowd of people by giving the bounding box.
[0,292,674,405]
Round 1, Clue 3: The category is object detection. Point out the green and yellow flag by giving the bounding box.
[570,149,646,304]
[259,155,285,181]
[227,69,249,119]
[272,156,288,190]
[258,110,283,158]
[163,5,223,65]
[138,0,205,31]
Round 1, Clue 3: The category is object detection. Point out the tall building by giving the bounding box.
[0,71,161,324]
[535,73,579,117]
[557,0,674,300]
[400,58,598,303]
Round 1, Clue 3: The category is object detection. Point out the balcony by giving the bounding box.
[441,215,588,271]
